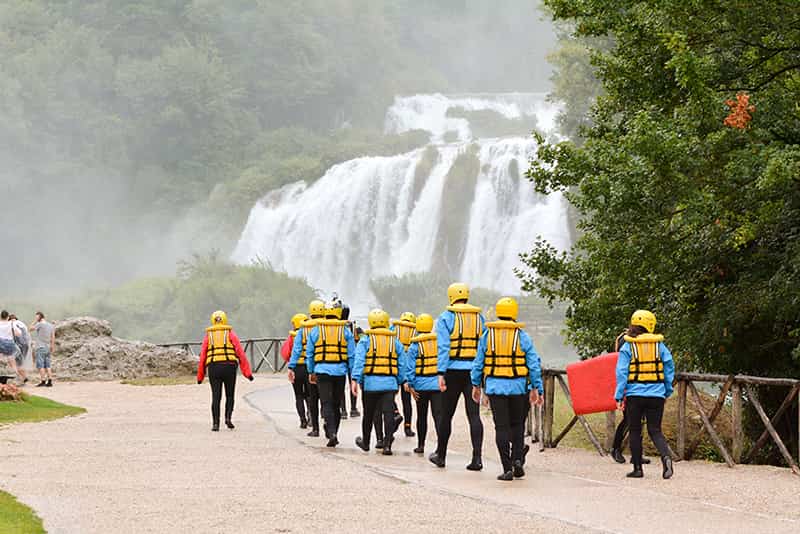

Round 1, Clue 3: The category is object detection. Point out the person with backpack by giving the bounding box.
[614,310,675,479]
[196,311,254,431]
[471,297,543,481]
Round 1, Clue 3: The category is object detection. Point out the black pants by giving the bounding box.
[361,391,396,445]
[612,408,629,451]
[293,365,319,431]
[489,394,528,472]
[416,390,442,449]
[626,396,670,465]
[401,388,413,430]
[208,363,237,425]
[436,369,484,459]
[317,374,346,438]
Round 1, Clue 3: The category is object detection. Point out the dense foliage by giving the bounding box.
[521,0,800,383]
[0,0,554,294]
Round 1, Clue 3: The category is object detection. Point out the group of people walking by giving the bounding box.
[195,283,676,481]
[0,310,55,387]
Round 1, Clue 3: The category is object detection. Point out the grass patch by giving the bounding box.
[121,376,197,386]
[0,395,85,426]
[0,490,45,534]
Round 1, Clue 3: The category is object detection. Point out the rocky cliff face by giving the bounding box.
[44,317,199,380]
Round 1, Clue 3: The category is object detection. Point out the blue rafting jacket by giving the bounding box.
[471,328,543,396]
[288,326,307,370]
[305,324,355,377]
[404,342,440,392]
[436,309,486,373]
[351,335,408,392]
[614,340,675,401]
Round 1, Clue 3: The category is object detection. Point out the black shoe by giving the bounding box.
[612,448,626,464]
[404,425,415,437]
[212,423,219,432]
[428,452,445,468]
[355,437,369,452]
[45,380,52,387]
[307,429,319,437]
[23,378,28,384]
[393,413,403,432]
[225,420,235,430]
[497,471,514,481]
[36,381,46,387]
[300,419,308,429]
[466,456,483,471]
[375,439,384,449]
[521,444,530,466]
[513,459,525,478]
[627,466,644,478]
[341,412,348,420]
[350,409,360,418]
[662,456,674,479]
[413,446,424,454]
[382,439,393,456]
[326,437,339,448]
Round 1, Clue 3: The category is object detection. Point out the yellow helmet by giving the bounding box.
[291,313,308,330]
[368,308,390,329]
[447,282,470,305]
[495,297,519,321]
[415,313,434,333]
[325,301,343,319]
[400,311,416,324]
[210,310,228,326]
[308,300,325,318]
[630,309,657,333]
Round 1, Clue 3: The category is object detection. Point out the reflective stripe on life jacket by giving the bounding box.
[626,333,665,383]
[313,319,349,363]
[411,333,438,376]
[392,320,416,349]
[364,328,398,376]
[205,325,238,366]
[447,304,482,361]
[483,321,528,378]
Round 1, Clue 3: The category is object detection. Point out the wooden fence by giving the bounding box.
[538,369,800,475]
[159,337,286,373]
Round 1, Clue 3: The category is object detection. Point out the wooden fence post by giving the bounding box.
[731,383,743,463]
[677,380,687,460]
[605,411,616,451]
[543,374,555,448]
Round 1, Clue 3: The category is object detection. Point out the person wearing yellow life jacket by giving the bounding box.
[352,309,408,455]
[305,301,355,447]
[289,300,325,437]
[614,310,675,480]
[286,311,311,430]
[196,311,254,432]
[391,311,417,438]
[470,298,543,481]
[610,327,651,466]
[429,282,486,470]
[403,313,442,454]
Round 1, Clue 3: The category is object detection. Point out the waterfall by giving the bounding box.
[232,93,570,311]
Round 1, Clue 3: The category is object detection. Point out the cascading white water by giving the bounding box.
[232,93,570,311]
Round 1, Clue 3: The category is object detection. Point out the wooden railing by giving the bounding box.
[538,369,800,475]
[159,337,286,373]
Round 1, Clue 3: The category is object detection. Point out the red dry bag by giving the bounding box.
[566,352,619,415]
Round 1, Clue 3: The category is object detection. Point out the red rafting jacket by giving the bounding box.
[196,329,253,382]
[280,333,295,363]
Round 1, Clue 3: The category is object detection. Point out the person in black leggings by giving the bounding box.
[289,303,325,436]
[609,328,650,465]
[428,283,485,471]
[197,310,254,431]
[403,314,442,453]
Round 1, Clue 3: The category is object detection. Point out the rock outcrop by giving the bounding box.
[49,317,198,381]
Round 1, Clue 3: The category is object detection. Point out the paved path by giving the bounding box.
[0,379,798,533]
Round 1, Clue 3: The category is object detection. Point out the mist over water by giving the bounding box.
[232,94,571,312]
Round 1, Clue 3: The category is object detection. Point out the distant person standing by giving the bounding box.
[29,312,55,387]
[197,311,254,431]
[0,310,21,379]
[9,314,30,385]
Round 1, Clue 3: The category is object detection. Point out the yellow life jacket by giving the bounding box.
[483,320,528,378]
[296,319,318,365]
[363,328,399,376]
[447,303,482,361]
[392,320,416,349]
[625,333,665,383]
[204,325,238,366]
[313,319,349,363]
[411,332,438,377]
